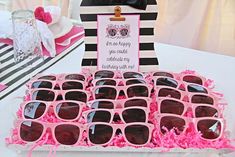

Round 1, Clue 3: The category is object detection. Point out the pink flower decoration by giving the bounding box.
[34,6,52,24]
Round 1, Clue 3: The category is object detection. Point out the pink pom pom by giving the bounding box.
[43,12,52,24]
[34,6,52,24]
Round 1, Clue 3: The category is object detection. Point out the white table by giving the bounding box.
[1,43,235,157]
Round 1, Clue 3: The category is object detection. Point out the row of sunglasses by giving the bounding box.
[25,70,217,103]
[18,113,223,146]
[18,98,223,146]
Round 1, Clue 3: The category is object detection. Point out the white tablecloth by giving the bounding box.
[1,43,235,157]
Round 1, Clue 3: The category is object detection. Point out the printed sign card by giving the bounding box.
[97,15,140,71]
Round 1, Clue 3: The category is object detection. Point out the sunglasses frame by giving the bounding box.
[92,78,147,87]
[86,122,154,146]
[106,26,130,38]
[29,73,89,82]
[28,88,90,102]
[87,97,152,109]
[92,84,152,100]
[155,86,220,105]
[153,76,212,94]
[21,100,86,121]
[156,97,222,117]
[17,120,85,145]
[27,79,87,90]
[151,71,207,86]
[150,70,178,78]
[155,113,224,141]
[93,70,145,80]
[83,106,150,123]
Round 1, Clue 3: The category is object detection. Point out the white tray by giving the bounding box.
[10,145,234,157]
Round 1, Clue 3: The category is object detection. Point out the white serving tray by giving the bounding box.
[10,145,234,157]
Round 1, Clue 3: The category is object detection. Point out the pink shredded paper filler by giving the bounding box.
[5,70,235,151]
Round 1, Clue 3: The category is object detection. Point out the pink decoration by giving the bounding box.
[0,84,7,92]
[34,7,52,24]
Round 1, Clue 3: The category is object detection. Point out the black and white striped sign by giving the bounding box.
[80,0,159,72]
[0,40,83,99]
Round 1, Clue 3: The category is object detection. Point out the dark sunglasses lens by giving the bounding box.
[160,100,184,115]
[183,75,203,85]
[65,74,85,81]
[89,124,113,144]
[55,124,80,145]
[20,121,43,142]
[127,86,149,97]
[32,90,55,101]
[95,70,114,79]
[153,72,174,78]
[197,120,222,140]
[87,111,111,123]
[158,88,181,99]
[160,116,185,134]
[125,99,148,108]
[62,81,83,90]
[65,91,87,102]
[195,106,218,117]
[187,84,208,93]
[108,28,117,37]
[31,81,53,89]
[156,78,178,88]
[95,87,117,99]
[123,72,143,79]
[125,125,149,145]
[96,79,116,86]
[126,79,146,85]
[56,102,80,120]
[191,95,214,105]
[38,75,56,80]
[120,28,128,37]
[91,101,114,109]
[122,109,146,123]
[24,102,46,119]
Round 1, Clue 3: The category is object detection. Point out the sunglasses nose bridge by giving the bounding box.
[116,102,123,108]
[47,104,55,115]
[179,83,186,91]
[118,80,124,86]
[53,83,61,90]
[116,72,122,79]
[44,126,53,137]
[182,95,189,102]
[118,89,127,99]
[113,112,122,122]
[55,92,63,101]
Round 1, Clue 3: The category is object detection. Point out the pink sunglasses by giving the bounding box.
[17,120,85,145]
[27,79,87,90]
[93,70,144,80]
[87,97,151,109]
[155,86,219,105]
[18,120,153,146]
[153,76,211,94]
[106,26,130,38]
[92,78,147,87]
[151,71,207,86]
[83,106,149,123]
[92,84,152,100]
[155,113,224,141]
[28,88,90,103]
[31,73,88,82]
[156,97,221,118]
[21,100,86,121]
[87,122,154,146]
